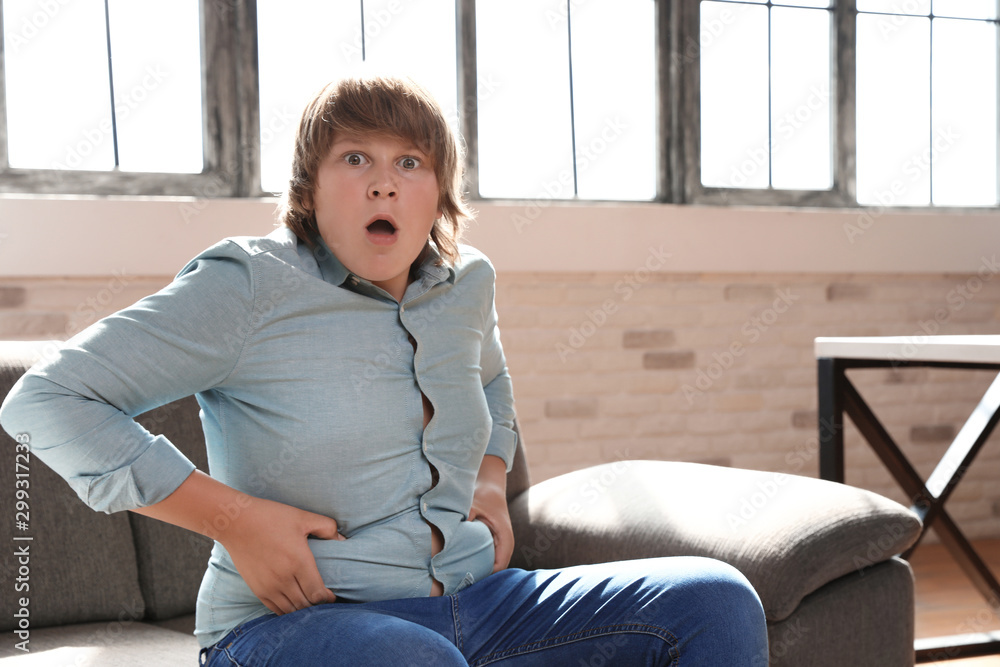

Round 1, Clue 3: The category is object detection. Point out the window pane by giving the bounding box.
[571,0,656,200]
[257,0,360,193]
[108,0,203,173]
[257,1,458,194]
[933,0,998,19]
[857,0,931,15]
[476,0,573,199]
[362,0,458,130]
[856,13,931,205]
[700,1,770,189]
[3,0,114,170]
[770,6,832,190]
[932,19,998,205]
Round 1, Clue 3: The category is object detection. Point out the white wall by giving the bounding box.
[0,194,997,277]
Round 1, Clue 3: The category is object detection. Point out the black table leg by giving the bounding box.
[817,357,845,482]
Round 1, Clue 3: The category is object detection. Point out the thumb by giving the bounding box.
[304,514,345,541]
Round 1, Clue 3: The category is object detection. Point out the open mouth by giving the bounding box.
[366,219,397,235]
[365,217,398,246]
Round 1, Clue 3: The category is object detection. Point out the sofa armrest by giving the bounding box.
[508,460,921,622]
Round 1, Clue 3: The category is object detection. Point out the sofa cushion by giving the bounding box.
[1,342,146,632]
[509,460,921,622]
[0,620,200,664]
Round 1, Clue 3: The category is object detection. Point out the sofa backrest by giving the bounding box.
[1,342,151,631]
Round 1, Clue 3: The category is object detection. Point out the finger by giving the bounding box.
[265,592,298,616]
[306,515,345,541]
[295,566,336,607]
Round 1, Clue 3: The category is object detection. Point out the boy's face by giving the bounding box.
[311,133,442,301]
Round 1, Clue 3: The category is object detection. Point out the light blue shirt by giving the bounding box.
[0,227,517,648]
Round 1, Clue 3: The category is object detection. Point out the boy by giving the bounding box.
[1,76,766,665]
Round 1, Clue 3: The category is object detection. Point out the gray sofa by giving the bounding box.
[0,340,921,665]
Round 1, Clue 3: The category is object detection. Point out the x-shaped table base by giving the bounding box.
[818,355,1000,663]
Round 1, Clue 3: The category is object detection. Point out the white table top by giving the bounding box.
[815,335,1000,364]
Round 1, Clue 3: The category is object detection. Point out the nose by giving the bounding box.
[368,169,397,199]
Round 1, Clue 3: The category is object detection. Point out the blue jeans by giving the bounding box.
[199,557,767,666]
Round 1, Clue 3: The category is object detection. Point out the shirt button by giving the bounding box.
[400,304,406,313]
[422,502,428,512]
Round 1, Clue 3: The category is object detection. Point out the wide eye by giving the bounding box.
[344,153,366,166]
[398,156,420,170]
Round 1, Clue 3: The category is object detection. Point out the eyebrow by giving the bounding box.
[330,137,424,154]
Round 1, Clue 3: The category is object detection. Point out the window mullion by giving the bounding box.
[456,0,480,199]
[656,0,678,203]
[234,0,262,197]
[0,4,8,171]
[835,0,858,205]
[200,0,243,196]
[679,0,702,204]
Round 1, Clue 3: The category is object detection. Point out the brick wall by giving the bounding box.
[3,269,999,539]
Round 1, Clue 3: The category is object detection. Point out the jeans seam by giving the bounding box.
[451,594,465,653]
[470,622,680,666]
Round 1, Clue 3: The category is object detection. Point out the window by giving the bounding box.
[0,0,246,196]
[255,0,459,194]
[0,0,997,210]
[4,0,202,173]
[691,0,1000,208]
[474,0,657,201]
[699,1,833,192]
[855,1,998,206]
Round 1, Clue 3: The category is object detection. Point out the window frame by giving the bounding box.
[0,0,996,213]
[0,0,260,197]
[678,0,858,208]
[677,0,1000,211]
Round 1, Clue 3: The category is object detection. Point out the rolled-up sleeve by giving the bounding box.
[0,241,255,513]
[478,263,517,471]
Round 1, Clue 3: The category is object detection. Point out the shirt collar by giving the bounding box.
[310,236,456,290]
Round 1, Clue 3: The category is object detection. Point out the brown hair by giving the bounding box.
[278,76,472,265]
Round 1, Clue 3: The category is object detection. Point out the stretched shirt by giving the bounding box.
[0,227,517,648]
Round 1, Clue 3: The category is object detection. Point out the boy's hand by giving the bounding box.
[132,471,341,616]
[469,455,513,572]
[220,497,343,615]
